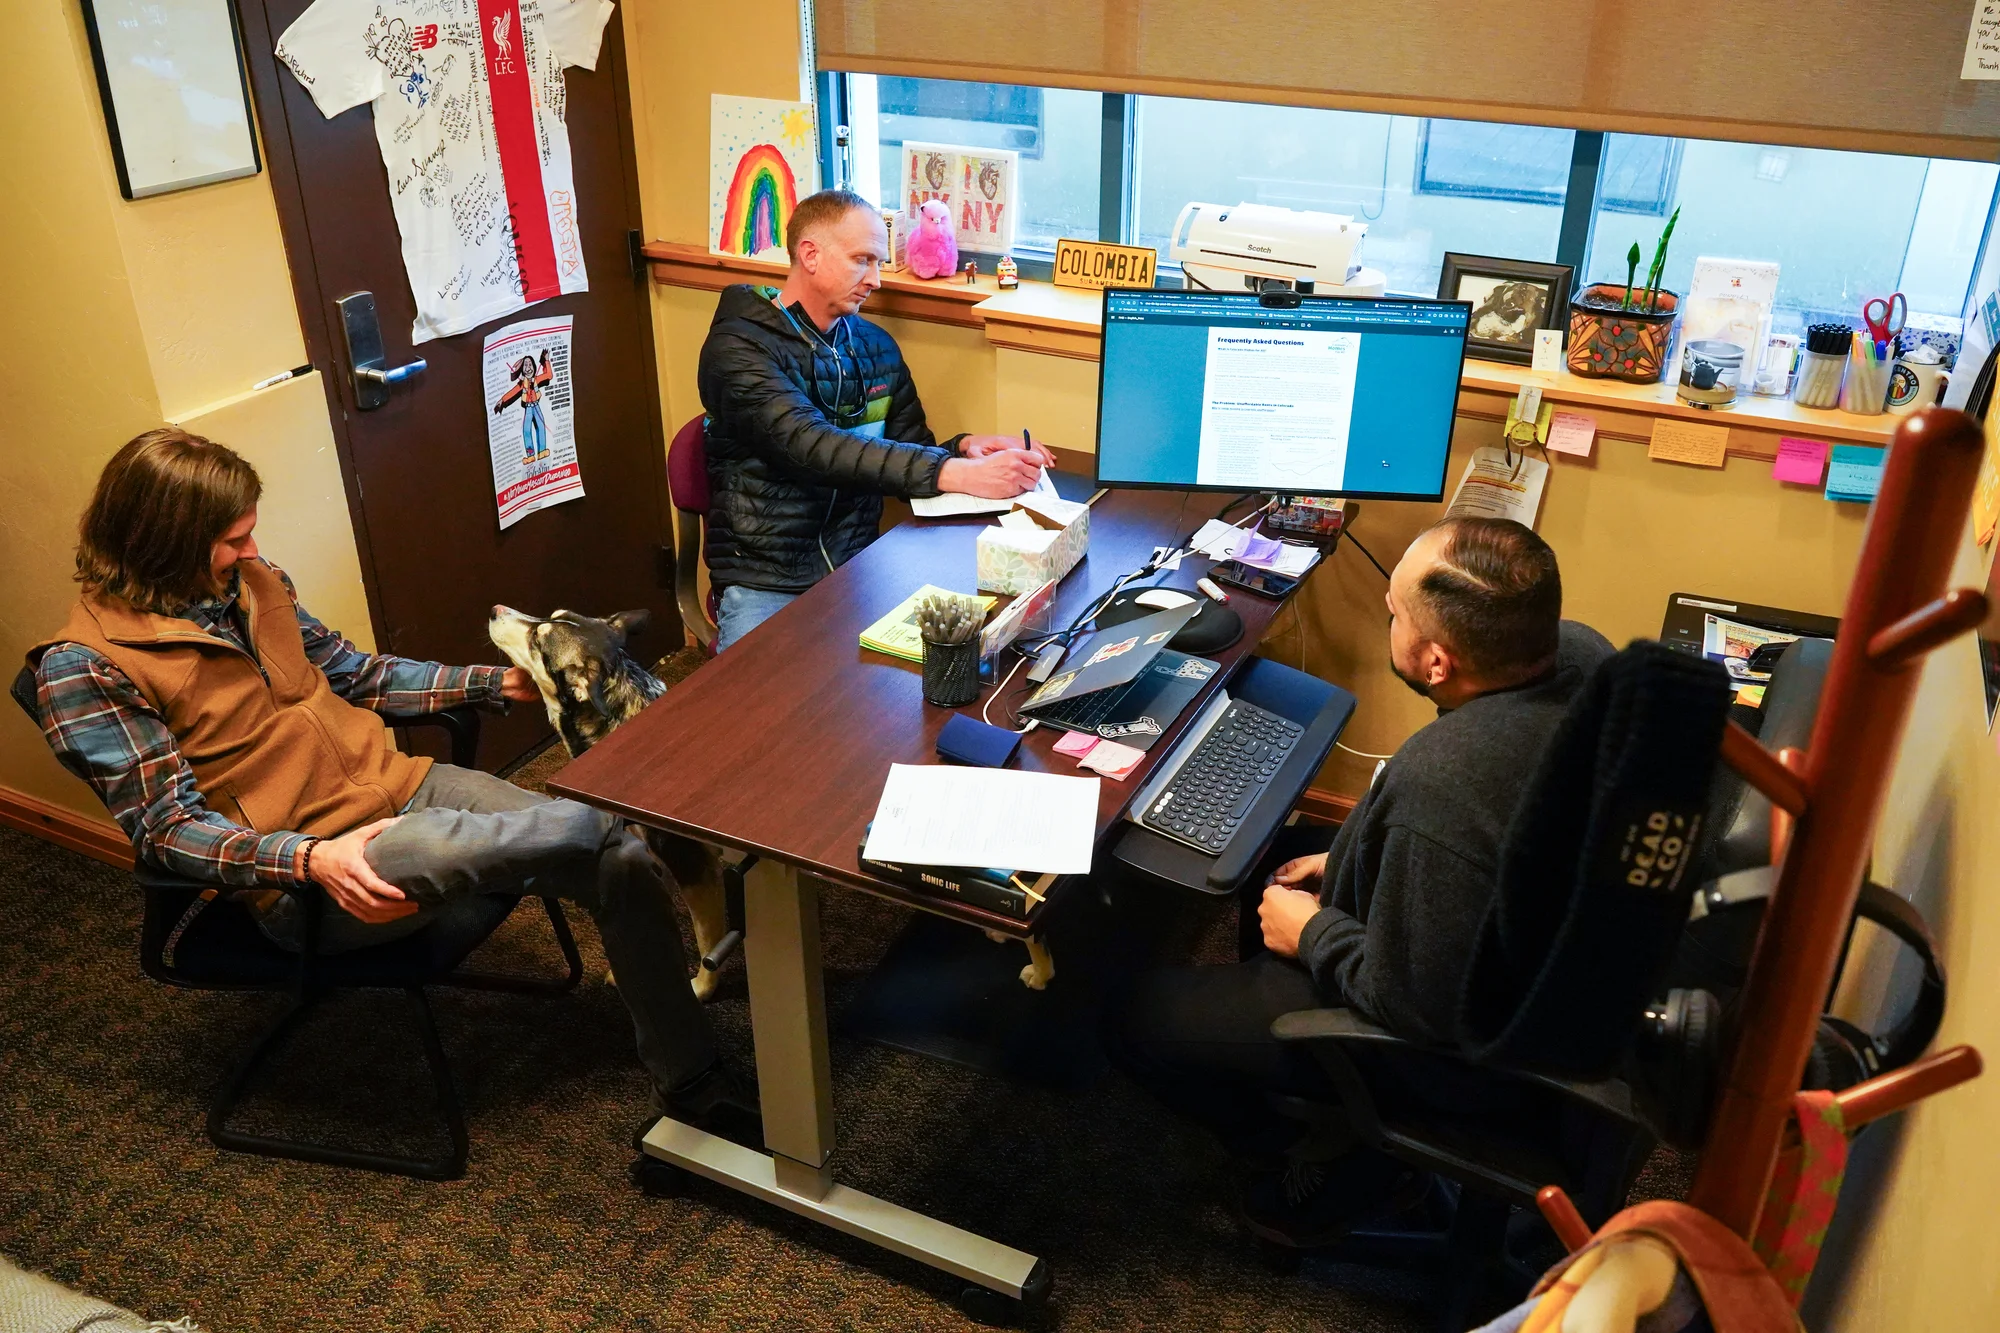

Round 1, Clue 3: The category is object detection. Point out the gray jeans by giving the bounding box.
[259,763,716,1092]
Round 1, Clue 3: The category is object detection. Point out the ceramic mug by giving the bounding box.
[1886,358,1950,415]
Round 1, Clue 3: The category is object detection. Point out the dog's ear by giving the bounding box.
[608,609,651,642]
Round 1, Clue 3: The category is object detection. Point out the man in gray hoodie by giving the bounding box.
[1114,516,1612,1247]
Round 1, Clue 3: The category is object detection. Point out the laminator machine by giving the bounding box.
[1168,201,1386,297]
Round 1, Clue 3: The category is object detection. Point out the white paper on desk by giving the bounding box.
[912,465,1058,518]
[1444,446,1549,528]
[863,763,1099,874]
[1190,519,1320,577]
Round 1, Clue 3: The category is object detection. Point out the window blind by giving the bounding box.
[816,0,2000,161]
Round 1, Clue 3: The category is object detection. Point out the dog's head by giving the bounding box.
[487,605,662,756]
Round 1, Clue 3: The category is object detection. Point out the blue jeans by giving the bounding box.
[715,585,799,652]
[521,400,547,459]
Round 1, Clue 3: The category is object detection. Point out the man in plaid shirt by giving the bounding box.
[30,428,755,1136]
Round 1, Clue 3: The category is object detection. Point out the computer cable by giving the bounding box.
[1343,525,1392,581]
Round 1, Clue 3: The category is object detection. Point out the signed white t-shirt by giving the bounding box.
[277,0,613,343]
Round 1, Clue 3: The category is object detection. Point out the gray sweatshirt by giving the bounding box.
[1297,620,1615,1045]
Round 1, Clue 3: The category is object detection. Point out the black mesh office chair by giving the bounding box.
[1266,644,1736,1330]
[11,664,582,1180]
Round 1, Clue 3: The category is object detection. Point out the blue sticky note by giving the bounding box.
[1824,445,1886,504]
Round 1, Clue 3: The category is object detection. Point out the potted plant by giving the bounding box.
[1566,208,1681,383]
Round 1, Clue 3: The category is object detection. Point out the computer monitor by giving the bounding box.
[1094,288,1471,501]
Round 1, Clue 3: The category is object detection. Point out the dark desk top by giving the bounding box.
[550,488,1283,934]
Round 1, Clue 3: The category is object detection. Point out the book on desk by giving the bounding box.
[858,827,1061,920]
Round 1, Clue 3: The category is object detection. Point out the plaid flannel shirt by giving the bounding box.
[35,562,506,887]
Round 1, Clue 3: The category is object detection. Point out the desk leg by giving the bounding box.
[640,858,1049,1303]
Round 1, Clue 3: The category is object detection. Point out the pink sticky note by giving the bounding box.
[1773,436,1829,486]
[1079,739,1146,781]
[1053,731,1099,759]
[1546,411,1597,457]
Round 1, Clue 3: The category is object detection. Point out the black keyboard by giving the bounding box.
[1140,701,1304,854]
[1033,679,1132,730]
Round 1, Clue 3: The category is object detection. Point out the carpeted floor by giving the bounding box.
[0,648,1687,1331]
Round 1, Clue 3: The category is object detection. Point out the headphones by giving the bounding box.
[777,301,865,428]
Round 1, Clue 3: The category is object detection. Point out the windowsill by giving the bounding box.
[644,242,1897,455]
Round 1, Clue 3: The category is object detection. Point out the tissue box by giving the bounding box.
[977,503,1088,595]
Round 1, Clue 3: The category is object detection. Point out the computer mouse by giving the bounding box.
[1135,588,1197,610]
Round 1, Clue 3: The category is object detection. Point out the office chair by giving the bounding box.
[10,664,583,1181]
[1265,644,1736,1331]
[667,414,719,652]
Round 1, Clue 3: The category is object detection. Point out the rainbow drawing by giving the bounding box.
[719,144,798,257]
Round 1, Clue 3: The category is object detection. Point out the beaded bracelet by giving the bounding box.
[300,837,321,886]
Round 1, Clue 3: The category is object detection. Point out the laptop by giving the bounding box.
[1018,604,1219,750]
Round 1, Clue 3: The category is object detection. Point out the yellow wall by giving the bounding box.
[0,1,365,826]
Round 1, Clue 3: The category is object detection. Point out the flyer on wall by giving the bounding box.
[483,316,583,529]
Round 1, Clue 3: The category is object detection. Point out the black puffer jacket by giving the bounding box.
[698,284,962,592]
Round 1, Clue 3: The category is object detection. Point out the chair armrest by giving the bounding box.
[382,703,482,769]
[1271,1007,1407,1045]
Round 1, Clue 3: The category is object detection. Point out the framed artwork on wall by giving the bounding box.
[80,0,261,199]
[1439,253,1574,366]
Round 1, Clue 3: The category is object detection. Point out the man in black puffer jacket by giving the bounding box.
[698,189,1052,651]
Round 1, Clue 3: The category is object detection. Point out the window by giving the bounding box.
[824,73,1998,330]
[1584,137,1999,330]
[1132,99,1567,297]
[1418,122,1679,216]
[844,74,1101,253]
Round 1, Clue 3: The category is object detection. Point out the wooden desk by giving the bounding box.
[550,489,1284,1310]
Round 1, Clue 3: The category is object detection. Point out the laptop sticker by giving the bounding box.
[1087,635,1140,667]
[1171,659,1217,680]
[1099,717,1163,739]
[1029,669,1079,704]
[1144,631,1172,645]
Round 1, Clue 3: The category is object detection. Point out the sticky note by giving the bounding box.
[1079,739,1146,780]
[1052,730,1099,759]
[1772,436,1829,485]
[1825,444,1887,503]
[1532,329,1565,373]
[1546,411,1597,457]
[1648,419,1730,468]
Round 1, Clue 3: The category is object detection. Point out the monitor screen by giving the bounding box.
[1094,289,1470,501]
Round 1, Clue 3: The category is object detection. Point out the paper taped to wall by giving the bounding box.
[484,316,583,530]
[1444,446,1549,528]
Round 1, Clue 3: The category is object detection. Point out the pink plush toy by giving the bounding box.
[904,199,959,280]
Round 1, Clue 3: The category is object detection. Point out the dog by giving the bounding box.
[487,605,731,1000]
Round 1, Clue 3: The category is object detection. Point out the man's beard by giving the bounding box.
[1390,654,1431,698]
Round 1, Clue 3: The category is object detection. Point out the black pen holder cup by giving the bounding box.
[922,635,982,708]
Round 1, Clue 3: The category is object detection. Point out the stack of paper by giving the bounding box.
[863,764,1099,874]
[913,467,1065,518]
[1825,445,1886,504]
[1189,520,1321,577]
[859,585,996,663]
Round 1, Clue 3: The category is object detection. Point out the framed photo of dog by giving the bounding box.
[1438,254,1574,366]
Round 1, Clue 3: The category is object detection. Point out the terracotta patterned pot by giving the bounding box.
[1567,283,1681,383]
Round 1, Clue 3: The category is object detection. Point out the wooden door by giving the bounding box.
[236,0,677,771]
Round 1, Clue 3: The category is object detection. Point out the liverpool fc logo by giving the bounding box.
[489,9,514,68]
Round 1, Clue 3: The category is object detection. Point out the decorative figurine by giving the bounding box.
[963,260,978,285]
[903,199,958,279]
[996,255,1019,290]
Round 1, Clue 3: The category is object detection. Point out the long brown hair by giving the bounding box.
[76,428,263,611]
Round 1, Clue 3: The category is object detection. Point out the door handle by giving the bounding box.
[336,291,426,409]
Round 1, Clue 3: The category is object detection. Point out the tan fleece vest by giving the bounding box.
[32,559,430,839]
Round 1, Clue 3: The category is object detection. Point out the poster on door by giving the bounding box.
[484,315,583,529]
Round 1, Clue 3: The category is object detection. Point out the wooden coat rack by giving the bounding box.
[1535,408,1990,1265]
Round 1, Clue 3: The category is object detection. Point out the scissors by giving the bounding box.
[1863,292,1907,349]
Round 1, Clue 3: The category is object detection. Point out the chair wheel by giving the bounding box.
[629,1154,687,1198]
[957,1261,1051,1326]
[1255,1238,1303,1274]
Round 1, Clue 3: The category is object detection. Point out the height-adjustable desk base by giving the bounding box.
[641,854,1049,1307]
[640,1118,1047,1298]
